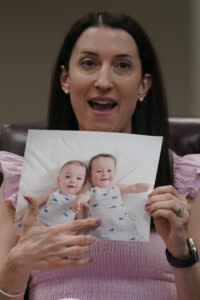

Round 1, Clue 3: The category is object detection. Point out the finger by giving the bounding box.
[59,256,93,267]
[147,193,177,206]
[63,234,93,247]
[146,199,183,214]
[147,201,191,221]
[5,201,16,220]
[80,202,89,208]
[152,208,182,228]
[23,194,39,224]
[59,245,91,258]
[64,218,101,234]
[150,185,182,199]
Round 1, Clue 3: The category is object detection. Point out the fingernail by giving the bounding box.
[148,192,153,198]
[96,218,101,225]
[145,203,150,207]
[145,206,151,211]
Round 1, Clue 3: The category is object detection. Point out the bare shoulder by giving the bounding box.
[188,189,200,252]
[0,187,18,262]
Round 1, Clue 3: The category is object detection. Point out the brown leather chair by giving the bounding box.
[1,117,200,183]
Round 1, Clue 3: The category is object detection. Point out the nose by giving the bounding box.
[94,65,113,91]
[102,170,108,177]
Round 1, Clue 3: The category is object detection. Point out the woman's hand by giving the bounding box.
[145,185,192,258]
[9,194,100,273]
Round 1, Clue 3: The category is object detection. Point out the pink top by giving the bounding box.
[1,151,200,300]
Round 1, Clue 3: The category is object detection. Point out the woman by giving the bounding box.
[0,11,200,300]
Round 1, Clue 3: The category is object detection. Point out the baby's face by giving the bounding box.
[58,164,86,194]
[90,157,116,188]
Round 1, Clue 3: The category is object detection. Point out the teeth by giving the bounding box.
[93,100,113,105]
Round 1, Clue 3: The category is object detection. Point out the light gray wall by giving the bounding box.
[0,0,198,128]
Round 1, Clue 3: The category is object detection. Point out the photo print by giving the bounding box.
[16,130,162,242]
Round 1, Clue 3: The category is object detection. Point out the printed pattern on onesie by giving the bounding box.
[88,185,138,241]
[38,189,76,226]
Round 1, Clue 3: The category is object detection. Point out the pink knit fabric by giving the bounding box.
[172,152,200,198]
[1,150,200,299]
[30,232,176,300]
[0,151,23,208]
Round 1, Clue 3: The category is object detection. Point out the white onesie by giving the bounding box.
[38,189,76,226]
[88,185,139,241]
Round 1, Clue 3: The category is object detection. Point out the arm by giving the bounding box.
[146,186,200,300]
[72,190,91,219]
[172,189,200,300]
[0,187,28,300]
[118,183,153,195]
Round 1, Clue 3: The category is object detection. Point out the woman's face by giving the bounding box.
[60,26,151,133]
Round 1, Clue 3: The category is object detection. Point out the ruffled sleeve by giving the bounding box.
[172,152,200,199]
[0,151,23,208]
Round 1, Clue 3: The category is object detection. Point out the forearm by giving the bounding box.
[173,263,200,300]
[0,254,30,300]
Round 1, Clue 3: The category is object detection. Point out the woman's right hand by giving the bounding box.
[9,194,100,273]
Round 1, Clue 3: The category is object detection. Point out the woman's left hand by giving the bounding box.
[146,185,192,258]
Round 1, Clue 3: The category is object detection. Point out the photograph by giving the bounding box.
[16,129,162,241]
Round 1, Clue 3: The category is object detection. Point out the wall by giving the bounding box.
[0,0,198,128]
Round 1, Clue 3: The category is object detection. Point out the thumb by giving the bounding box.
[23,194,39,224]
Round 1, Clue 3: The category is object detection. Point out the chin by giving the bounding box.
[80,122,120,133]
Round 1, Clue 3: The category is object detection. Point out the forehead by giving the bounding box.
[61,163,86,174]
[91,156,116,168]
[71,26,139,58]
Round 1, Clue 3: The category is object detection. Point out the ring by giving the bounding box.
[175,204,184,216]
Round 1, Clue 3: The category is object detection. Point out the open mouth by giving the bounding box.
[88,98,117,112]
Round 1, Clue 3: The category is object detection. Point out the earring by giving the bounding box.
[138,97,144,102]
[64,88,69,94]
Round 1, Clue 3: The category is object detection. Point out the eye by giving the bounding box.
[107,169,112,173]
[77,177,83,181]
[81,59,96,68]
[117,61,131,70]
[65,175,70,179]
[96,170,101,173]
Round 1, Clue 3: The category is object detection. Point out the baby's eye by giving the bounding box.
[96,170,101,173]
[107,169,112,172]
[65,175,70,179]
[77,177,83,181]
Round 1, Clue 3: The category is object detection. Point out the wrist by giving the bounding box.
[166,238,199,268]
[6,246,32,277]
[0,255,30,295]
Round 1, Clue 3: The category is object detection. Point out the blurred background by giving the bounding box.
[0,0,199,128]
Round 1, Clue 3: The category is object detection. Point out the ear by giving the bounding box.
[137,73,152,100]
[57,176,60,185]
[60,65,70,94]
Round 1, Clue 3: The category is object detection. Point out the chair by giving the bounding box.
[1,117,200,184]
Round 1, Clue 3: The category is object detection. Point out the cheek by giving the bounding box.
[91,174,99,184]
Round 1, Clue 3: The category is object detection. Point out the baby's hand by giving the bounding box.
[72,200,89,213]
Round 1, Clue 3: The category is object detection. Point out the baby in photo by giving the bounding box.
[37,160,87,226]
[73,154,153,240]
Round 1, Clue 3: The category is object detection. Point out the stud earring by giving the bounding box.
[63,88,69,94]
[138,97,144,102]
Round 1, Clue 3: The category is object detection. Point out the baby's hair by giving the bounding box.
[60,160,88,177]
[89,153,116,172]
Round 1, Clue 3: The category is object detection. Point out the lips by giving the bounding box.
[88,97,117,112]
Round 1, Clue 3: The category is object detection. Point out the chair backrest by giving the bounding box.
[1,118,200,156]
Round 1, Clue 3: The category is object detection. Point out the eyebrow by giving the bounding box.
[80,50,134,59]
